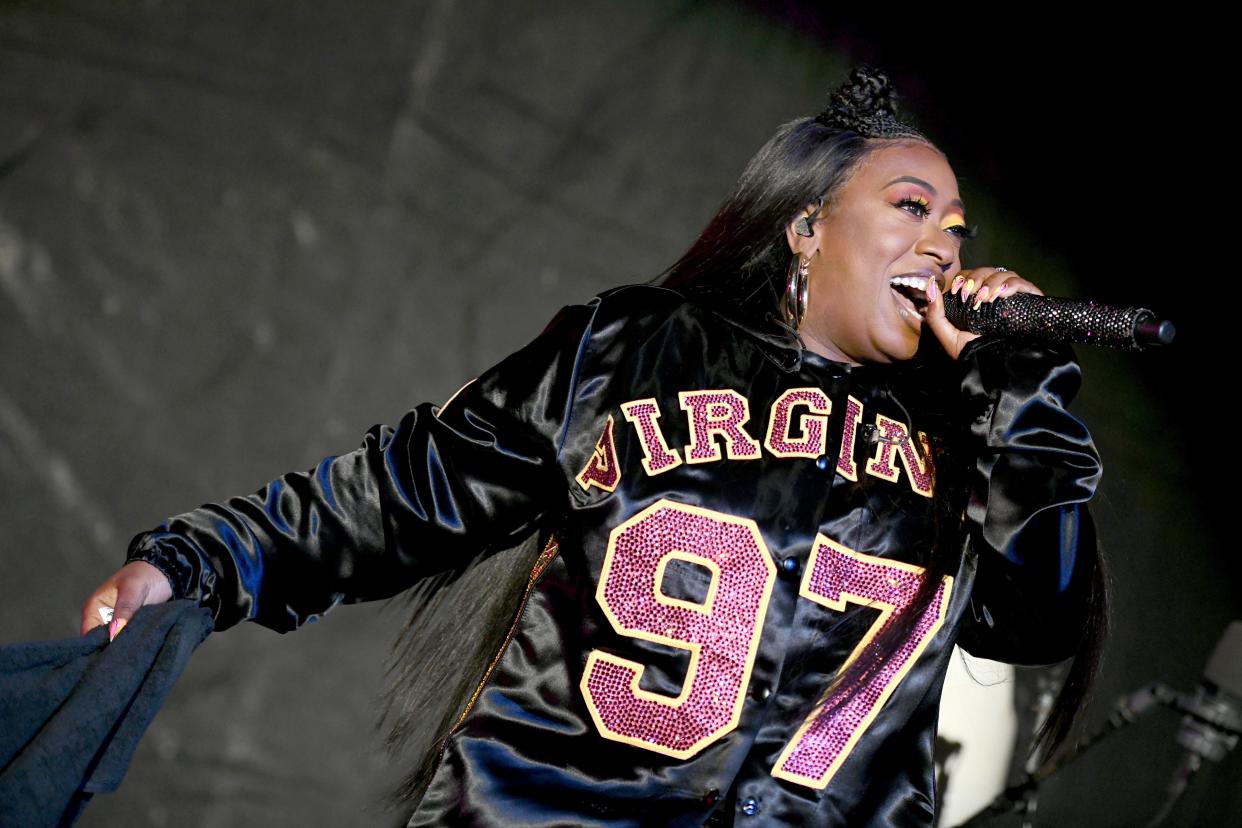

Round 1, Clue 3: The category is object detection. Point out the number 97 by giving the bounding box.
[579,498,953,790]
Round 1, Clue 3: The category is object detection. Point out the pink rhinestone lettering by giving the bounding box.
[772,536,953,789]
[678,390,762,463]
[863,414,934,497]
[764,388,831,459]
[576,415,621,492]
[836,396,864,480]
[581,499,776,759]
[620,398,683,476]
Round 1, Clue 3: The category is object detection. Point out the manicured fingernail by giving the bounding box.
[963,277,975,298]
[972,286,989,309]
[926,278,938,302]
[951,275,965,294]
[108,618,127,641]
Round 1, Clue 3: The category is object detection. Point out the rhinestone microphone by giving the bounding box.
[941,291,1175,351]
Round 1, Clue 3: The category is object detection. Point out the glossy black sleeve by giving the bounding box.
[952,336,1103,665]
[124,302,598,632]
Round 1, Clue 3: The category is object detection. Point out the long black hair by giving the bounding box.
[658,115,870,325]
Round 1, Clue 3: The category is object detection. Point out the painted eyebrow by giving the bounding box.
[884,176,966,213]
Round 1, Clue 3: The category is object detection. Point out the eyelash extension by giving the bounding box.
[897,196,931,216]
[895,198,979,242]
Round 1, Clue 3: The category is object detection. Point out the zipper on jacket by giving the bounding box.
[431,531,562,761]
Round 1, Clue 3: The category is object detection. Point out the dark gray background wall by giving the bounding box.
[1,2,1235,825]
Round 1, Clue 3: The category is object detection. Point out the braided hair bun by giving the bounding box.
[814,65,927,141]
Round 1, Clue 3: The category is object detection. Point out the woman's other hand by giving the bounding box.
[922,266,1045,360]
[80,561,174,640]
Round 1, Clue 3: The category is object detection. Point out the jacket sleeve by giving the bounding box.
[951,336,1103,665]
[125,301,599,633]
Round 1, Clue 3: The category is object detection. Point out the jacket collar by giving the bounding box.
[623,281,934,384]
[704,302,946,402]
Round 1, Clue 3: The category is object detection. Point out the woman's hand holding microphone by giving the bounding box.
[921,265,1045,360]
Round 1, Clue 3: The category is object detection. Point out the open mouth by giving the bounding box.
[889,275,930,317]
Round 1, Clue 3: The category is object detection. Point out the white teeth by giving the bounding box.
[888,275,930,291]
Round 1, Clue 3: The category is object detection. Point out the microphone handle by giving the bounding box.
[941,291,1175,350]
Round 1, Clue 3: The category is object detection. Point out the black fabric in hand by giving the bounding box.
[0,599,213,827]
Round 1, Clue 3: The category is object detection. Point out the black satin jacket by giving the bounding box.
[128,284,1102,827]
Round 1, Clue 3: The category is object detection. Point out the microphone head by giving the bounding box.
[1133,313,1177,347]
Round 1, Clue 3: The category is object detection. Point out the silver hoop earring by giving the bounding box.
[783,254,810,330]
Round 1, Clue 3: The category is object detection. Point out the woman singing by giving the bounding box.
[81,66,1105,826]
